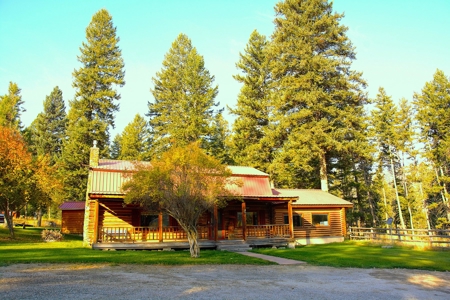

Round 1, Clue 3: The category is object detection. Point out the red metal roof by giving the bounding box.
[59,201,85,210]
[226,175,274,197]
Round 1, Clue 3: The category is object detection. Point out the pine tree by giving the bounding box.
[229,30,272,171]
[118,114,150,161]
[370,87,406,228]
[0,82,25,130]
[110,134,122,159]
[206,111,233,165]
[267,0,367,190]
[148,33,219,156]
[414,69,450,224]
[60,9,125,201]
[29,86,67,163]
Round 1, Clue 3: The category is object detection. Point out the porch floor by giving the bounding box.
[92,238,289,251]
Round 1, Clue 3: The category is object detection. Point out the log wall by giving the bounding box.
[275,207,344,238]
[61,210,84,234]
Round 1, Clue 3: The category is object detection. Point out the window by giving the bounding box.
[312,214,329,226]
[284,214,302,227]
[237,212,258,226]
[140,214,169,227]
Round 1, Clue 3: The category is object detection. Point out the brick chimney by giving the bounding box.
[89,140,99,167]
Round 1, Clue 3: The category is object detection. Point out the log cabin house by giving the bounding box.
[83,144,353,250]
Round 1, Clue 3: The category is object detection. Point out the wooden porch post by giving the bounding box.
[288,200,294,238]
[342,207,347,236]
[158,210,163,242]
[92,200,99,243]
[242,201,247,241]
[214,204,218,241]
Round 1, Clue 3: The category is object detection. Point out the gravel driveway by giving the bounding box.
[1,263,449,299]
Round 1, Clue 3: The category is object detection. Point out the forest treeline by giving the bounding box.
[1,0,449,231]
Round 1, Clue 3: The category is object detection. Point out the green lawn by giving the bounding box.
[0,227,274,266]
[252,241,450,272]
[2,227,449,271]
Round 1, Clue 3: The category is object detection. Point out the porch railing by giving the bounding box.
[99,226,212,243]
[246,224,290,238]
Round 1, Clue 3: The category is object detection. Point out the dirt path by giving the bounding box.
[1,264,449,299]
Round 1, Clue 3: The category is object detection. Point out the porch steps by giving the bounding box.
[216,240,252,252]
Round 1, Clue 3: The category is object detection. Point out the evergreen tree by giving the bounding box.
[110,134,122,159]
[370,87,406,228]
[206,111,233,165]
[229,30,272,171]
[267,0,367,190]
[414,69,450,224]
[29,86,67,163]
[60,9,125,200]
[0,82,25,130]
[148,33,220,156]
[118,114,150,161]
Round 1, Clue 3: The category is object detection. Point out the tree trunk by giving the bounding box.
[37,208,42,227]
[185,225,200,258]
[5,201,15,239]
[390,156,406,229]
[319,151,328,192]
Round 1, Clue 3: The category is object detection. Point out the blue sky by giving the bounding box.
[1,0,449,138]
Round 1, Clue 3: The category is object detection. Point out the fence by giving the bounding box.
[348,227,450,248]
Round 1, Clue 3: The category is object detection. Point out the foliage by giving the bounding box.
[0,126,33,238]
[148,33,221,157]
[60,8,125,201]
[413,69,450,223]
[0,82,25,130]
[266,0,368,190]
[229,30,272,172]
[115,114,151,161]
[253,241,450,272]
[41,229,63,242]
[28,86,67,163]
[123,143,233,257]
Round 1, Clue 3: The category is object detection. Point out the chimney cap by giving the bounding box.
[93,140,97,148]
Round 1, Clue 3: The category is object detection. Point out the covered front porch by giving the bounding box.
[91,198,295,250]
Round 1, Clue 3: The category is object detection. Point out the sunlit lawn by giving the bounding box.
[0,227,273,266]
[253,240,450,272]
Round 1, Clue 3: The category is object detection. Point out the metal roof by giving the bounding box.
[226,175,274,197]
[59,201,85,210]
[227,166,268,176]
[272,189,353,207]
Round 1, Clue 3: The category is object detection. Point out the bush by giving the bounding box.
[41,229,63,242]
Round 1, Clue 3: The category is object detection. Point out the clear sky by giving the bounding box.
[1,0,449,138]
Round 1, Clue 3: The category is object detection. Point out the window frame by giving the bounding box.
[283,213,302,227]
[311,213,329,226]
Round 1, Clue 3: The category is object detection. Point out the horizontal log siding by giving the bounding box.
[61,210,84,234]
[86,200,98,243]
[98,200,134,228]
[275,208,344,238]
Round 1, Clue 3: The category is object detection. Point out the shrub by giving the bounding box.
[41,229,63,242]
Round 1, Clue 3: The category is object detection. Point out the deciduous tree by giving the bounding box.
[123,143,232,258]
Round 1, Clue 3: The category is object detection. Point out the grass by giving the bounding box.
[252,241,450,272]
[0,227,274,266]
[2,228,450,271]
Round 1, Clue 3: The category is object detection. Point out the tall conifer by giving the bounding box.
[0,82,25,130]
[148,33,220,156]
[230,30,272,172]
[267,0,367,190]
[118,114,150,161]
[61,9,125,200]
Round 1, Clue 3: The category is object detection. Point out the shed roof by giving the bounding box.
[272,189,353,207]
[59,201,85,210]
